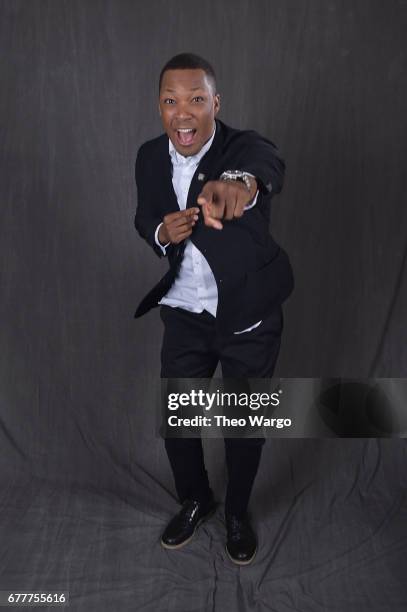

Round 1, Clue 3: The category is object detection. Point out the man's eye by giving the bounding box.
[192,96,204,102]
[164,99,175,104]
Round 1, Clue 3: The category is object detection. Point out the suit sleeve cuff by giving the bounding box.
[244,189,259,211]
[154,222,170,256]
[242,169,274,196]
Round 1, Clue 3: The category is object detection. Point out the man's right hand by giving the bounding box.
[158,208,200,245]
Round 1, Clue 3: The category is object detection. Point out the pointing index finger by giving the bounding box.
[197,184,215,205]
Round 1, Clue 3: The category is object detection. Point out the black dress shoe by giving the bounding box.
[225,514,257,565]
[161,498,217,549]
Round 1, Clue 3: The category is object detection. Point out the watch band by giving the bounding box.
[219,170,253,193]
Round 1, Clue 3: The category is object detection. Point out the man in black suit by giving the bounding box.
[134,53,293,565]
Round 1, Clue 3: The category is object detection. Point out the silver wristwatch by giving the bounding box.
[219,170,253,193]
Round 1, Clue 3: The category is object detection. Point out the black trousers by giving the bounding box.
[160,304,283,518]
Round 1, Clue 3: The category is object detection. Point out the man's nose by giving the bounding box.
[175,103,192,120]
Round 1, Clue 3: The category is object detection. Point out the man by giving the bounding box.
[134,53,293,565]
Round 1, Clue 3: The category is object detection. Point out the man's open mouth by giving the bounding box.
[175,128,197,146]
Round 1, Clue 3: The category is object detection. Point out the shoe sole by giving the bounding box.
[160,506,217,550]
[225,544,257,566]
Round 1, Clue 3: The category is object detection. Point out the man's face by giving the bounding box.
[159,68,220,157]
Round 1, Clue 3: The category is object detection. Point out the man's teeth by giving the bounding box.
[178,128,194,132]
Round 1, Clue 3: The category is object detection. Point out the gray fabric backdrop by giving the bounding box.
[1,1,407,610]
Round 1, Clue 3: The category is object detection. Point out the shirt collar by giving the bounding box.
[168,124,216,166]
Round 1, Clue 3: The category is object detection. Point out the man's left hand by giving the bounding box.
[197,178,257,230]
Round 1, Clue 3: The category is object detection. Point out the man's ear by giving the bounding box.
[158,103,162,117]
[214,94,221,116]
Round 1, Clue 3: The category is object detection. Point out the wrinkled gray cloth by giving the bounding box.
[2,0,407,609]
[1,381,406,611]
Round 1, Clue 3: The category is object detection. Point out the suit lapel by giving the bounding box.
[159,135,181,214]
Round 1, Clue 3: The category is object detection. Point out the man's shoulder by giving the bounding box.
[217,120,275,152]
[136,133,167,161]
[217,119,256,141]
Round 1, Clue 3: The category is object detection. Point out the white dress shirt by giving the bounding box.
[155,126,263,334]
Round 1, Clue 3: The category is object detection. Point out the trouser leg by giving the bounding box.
[164,437,212,504]
[160,306,218,503]
[219,306,284,517]
[224,437,265,519]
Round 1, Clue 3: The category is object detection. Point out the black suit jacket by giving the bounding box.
[134,119,294,333]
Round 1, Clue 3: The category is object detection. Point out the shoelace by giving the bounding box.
[228,516,248,542]
[179,500,200,525]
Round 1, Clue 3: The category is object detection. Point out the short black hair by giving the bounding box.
[159,52,217,93]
